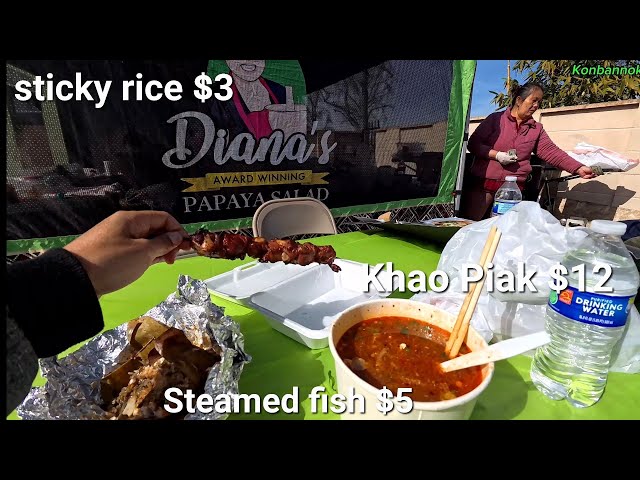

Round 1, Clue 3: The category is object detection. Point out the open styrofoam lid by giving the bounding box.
[206,257,400,348]
[248,258,399,335]
[205,261,313,300]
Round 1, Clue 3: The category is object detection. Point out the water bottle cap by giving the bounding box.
[505,176,518,182]
[590,220,627,236]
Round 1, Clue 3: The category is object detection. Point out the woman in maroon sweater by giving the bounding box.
[461,82,595,220]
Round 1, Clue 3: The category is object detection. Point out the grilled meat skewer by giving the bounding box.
[190,230,341,272]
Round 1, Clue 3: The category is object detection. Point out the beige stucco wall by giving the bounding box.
[469,99,640,221]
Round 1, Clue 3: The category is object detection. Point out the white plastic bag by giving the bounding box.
[410,290,493,342]
[411,201,640,373]
[438,201,588,305]
[567,142,639,172]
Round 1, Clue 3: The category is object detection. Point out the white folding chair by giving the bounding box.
[252,197,337,239]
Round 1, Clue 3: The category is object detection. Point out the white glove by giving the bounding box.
[495,151,518,165]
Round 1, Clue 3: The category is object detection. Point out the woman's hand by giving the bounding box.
[576,166,596,179]
[495,151,518,165]
[64,211,192,296]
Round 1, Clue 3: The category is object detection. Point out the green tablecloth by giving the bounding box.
[9,231,640,419]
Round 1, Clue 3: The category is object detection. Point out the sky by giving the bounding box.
[471,60,526,118]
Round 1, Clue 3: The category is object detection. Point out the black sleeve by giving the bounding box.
[6,311,39,416]
[7,248,104,359]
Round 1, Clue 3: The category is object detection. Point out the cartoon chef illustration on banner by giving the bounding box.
[209,60,307,140]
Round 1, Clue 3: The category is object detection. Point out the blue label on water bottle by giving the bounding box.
[548,286,634,327]
[492,200,518,215]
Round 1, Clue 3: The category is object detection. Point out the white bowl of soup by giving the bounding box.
[328,299,494,420]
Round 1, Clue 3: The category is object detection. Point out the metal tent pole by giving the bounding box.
[454,82,474,217]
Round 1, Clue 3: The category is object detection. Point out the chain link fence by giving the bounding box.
[6,203,454,264]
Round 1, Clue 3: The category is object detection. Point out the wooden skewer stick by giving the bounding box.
[444,226,497,356]
[445,227,501,359]
[448,228,501,359]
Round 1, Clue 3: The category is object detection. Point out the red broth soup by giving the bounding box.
[336,316,483,402]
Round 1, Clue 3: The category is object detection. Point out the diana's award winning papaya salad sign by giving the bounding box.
[6,60,468,240]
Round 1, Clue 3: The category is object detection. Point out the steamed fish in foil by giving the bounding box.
[101,316,220,420]
[17,275,250,421]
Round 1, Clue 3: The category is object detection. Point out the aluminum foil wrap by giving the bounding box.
[17,275,250,420]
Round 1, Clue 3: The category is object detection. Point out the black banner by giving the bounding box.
[6,60,455,238]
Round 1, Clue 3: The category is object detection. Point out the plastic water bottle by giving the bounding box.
[530,220,639,408]
[491,176,522,217]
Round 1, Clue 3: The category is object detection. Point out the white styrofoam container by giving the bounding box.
[204,260,311,303]
[247,259,398,349]
[205,258,398,349]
